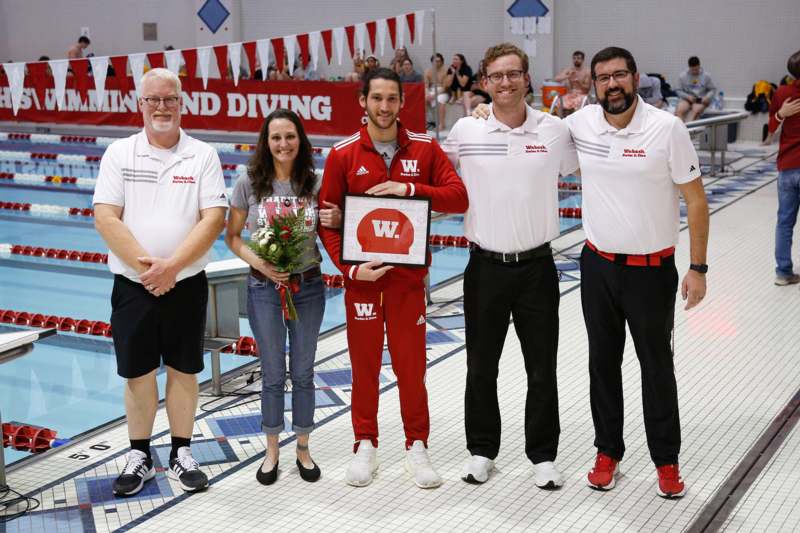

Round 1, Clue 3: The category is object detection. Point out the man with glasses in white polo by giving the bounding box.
[565,47,709,498]
[443,43,578,488]
[93,68,228,496]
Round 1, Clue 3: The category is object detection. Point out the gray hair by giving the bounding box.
[140,67,182,93]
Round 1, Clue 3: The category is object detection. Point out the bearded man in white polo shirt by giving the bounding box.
[93,68,228,497]
[443,43,578,488]
[565,47,709,498]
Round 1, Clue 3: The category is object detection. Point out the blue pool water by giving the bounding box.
[0,136,582,465]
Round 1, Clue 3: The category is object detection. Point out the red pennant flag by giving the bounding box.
[181,48,197,90]
[242,41,257,77]
[406,13,416,44]
[296,34,310,69]
[69,58,91,104]
[345,25,355,57]
[271,38,285,72]
[109,56,130,93]
[320,30,333,63]
[366,21,377,53]
[386,18,397,49]
[26,62,50,108]
[146,52,164,69]
[213,45,228,80]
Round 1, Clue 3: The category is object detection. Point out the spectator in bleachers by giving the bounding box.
[425,53,449,129]
[770,49,800,286]
[446,54,474,106]
[463,60,491,115]
[364,54,380,75]
[554,50,591,114]
[638,74,665,108]
[389,46,411,74]
[398,58,422,83]
[344,51,365,82]
[67,36,90,59]
[675,56,717,122]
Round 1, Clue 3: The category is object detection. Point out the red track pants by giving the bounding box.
[344,282,429,450]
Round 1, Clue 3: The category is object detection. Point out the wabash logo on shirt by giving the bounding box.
[353,302,378,320]
[622,149,646,158]
[356,208,414,255]
[172,175,196,184]
[399,159,420,177]
[525,144,548,153]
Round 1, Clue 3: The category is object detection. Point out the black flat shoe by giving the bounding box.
[296,459,321,482]
[256,459,278,485]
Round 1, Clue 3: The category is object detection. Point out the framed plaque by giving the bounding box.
[341,194,431,267]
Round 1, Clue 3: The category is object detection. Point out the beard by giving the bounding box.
[150,118,175,132]
[365,107,398,130]
[599,88,635,115]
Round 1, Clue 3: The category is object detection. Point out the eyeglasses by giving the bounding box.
[594,70,632,85]
[141,96,180,108]
[485,70,525,84]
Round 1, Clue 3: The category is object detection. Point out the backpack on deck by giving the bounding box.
[745,80,777,113]
[646,72,676,98]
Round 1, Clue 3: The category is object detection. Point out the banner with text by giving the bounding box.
[0,78,425,136]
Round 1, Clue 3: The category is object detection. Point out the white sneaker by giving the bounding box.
[345,440,378,487]
[532,461,564,489]
[405,441,443,488]
[461,455,494,484]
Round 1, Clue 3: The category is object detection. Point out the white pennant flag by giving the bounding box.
[128,53,146,95]
[165,49,183,76]
[395,15,406,48]
[377,19,387,56]
[48,60,69,110]
[355,23,366,55]
[89,56,109,109]
[228,42,242,85]
[256,39,271,80]
[2,62,26,115]
[196,47,211,89]
[308,31,321,71]
[415,10,426,45]
[284,35,297,76]
[333,27,346,65]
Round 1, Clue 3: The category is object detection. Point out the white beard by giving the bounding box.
[150,119,174,132]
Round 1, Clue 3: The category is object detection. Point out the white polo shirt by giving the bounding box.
[93,129,228,282]
[565,96,701,254]
[443,105,578,253]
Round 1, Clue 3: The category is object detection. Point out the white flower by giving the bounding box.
[259,238,268,246]
[268,243,278,253]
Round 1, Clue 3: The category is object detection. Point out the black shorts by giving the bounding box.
[110,271,208,378]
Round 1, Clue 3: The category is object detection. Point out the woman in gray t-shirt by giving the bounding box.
[225,109,340,485]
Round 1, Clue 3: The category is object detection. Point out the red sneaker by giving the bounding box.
[587,452,619,490]
[656,464,686,498]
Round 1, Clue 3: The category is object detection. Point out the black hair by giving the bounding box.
[787,51,800,79]
[430,53,444,63]
[590,46,638,79]
[688,56,700,67]
[573,50,585,58]
[248,109,315,202]
[78,36,91,45]
[361,67,403,99]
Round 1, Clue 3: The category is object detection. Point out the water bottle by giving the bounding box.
[715,91,724,110]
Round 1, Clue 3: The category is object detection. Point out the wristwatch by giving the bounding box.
[689,263,708,274]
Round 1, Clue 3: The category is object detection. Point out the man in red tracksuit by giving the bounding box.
[319,67,468,488]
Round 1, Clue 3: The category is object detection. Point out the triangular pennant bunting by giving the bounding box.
[284,35,297,75]
[48,59,69,110]
[128,53,146,95]
[333,27,346,65]
[308,31,321,71]
[146,52,164,69]
[242,41,257,79]
[271,38,285,73]
[69,58,91,104]
[2,62,26,115]
[165,49,183,76]
[109,55,129,93]
[355,23,367,55]
[296,33,310,69]
[406,13,416,44]
[395,15,406,48]
[366,21,377,54]
[26,62,50,109]
[344,25,356,58]
[182,48,197,89]
[228,42,242,85]
[213,45,228,80]
[415,10,425,45]
[256,39,270,80]
[386,18,397,49]
[196,47,211,89]
[89,55,109,109]
[376,19,387,56]
[320,29,333,63]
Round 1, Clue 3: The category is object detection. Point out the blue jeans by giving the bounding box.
[776,168,800,277]
[247,274,325,435]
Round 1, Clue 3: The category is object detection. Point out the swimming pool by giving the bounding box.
[0,133,582,465]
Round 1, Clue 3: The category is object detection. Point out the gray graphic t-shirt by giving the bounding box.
[230,174,322,273]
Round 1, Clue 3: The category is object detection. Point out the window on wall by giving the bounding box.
[143,23,158,41]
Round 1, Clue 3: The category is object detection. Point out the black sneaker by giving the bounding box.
[113,450,155,496]
[167,446,209,492]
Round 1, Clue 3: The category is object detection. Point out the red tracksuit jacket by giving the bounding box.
[319,123,468,290]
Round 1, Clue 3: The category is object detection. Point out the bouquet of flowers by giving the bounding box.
[249,207,312,320]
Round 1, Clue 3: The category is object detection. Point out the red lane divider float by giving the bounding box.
[2,422,61,453]
[0,171,81,184]
[1,243,108,263]
[558,181,582,191]
[0,308,112,337]
[0,200,93,216]
[558,207,583,218]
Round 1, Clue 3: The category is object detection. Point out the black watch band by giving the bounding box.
[690,263,708,274]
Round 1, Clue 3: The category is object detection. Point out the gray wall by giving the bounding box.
[0,0,796,98]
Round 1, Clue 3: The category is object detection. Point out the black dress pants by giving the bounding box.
[580,245,681,466]
[463,251,561,464]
